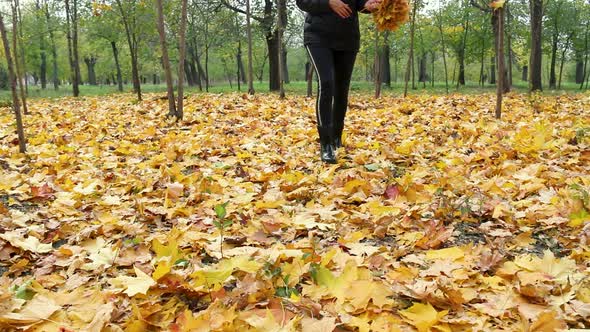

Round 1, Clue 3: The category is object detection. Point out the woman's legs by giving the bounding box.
[306,46,335,128]
[306,46,337,163]
[332,50,357,148]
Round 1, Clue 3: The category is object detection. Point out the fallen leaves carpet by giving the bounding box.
[0,92,589,331]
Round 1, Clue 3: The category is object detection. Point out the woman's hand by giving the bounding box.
[329,0,352,18]
[364,0,382,12]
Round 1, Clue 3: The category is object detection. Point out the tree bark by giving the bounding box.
[176,0,188,120]
[111,41,123,92]
[549,29,558,89]
[490,56,496,84]
[404,0,418,97]
[11,1,28,114]
[495,7,505,119]
[44,0,59,90]
[246,0,255,94]
[437,6,449,93]
[0,11,26,153]
[115,0,142,100]
[65,0,80,96]
[155,0,176,117]
[374,29,382,98]
[381,32,391,87]
[558,33,571,89]
[529,0,543,91]
[84,56,97,86]
[277,0,286,98]
[73,0,81,88]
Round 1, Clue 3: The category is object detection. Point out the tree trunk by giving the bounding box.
[36,0,47,89]
[277,0,286,98]
[418,52,428,83]
[374,29,382,98]
[44,1,59,90]
[155,0,176,117]
[506,3,513,88]
[72,0,81,90]
[176,0,188,120]
[381,32,391,87]
[111,41,123,92]
[522,65,528,81]
[84,56,97,86]
[404,0,418,97]
[15,0,27,94]
[576,60,585,84]
[490,56,496,84]
[549,29,558,89]
[246,0,255,94]
[529,0,543,91]
[0,12,26,153]
[495,7,505,119]
[11,1,28,115]
[581,23,589,90]
[558,33,571,89]
[267,31,280,91]
[65,0,80,96]
[479,38,486,86]
[115,0,141,100]
[282,48,290,84]
[437,6,449,93]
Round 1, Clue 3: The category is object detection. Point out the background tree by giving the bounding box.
[0,10,26,153]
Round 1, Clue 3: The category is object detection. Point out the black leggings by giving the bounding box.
[306,46,357,129]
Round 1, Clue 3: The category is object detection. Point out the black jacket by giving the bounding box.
[296,0,368,51]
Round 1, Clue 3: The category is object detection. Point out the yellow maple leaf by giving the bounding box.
[110,266,156,297]
[399,302,449,332]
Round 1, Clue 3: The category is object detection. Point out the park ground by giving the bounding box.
[0,89,589,331]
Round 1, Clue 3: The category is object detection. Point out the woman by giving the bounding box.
[296,0,382,164]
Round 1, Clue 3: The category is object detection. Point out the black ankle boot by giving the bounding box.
[318,126,337,164]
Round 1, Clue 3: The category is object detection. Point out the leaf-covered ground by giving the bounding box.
[0,92,589,332]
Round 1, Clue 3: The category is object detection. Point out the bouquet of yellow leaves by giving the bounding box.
[373,0,410,32]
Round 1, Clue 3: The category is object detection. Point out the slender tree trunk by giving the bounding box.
[111,41,123,92]
[72,0,81,89]
[404,0,418,97]
[36,1,47,89]
[0,12,26,153]
[65,0,80,96]
[495,7,505,119]
[15,0,27,94]
[11,1,28,114]
[115,0,141,100]
[490,56,496,84]
[84,56,97,85]
[506,4,513,88]
[246,0,255,94]
[277,0,286,98]
[457,7,470,88]
[529,0,543,91]
[479,38,485,86]
[44,1,59,90]
[437,7,449,94]
[581,24,589,90]
[155,0,176,117]
[381,44,391,87]
[267,32,280,91]
[176,0,188,120]
[549,29,558,89]
[558,33,571,89]
[374,29,382,98]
